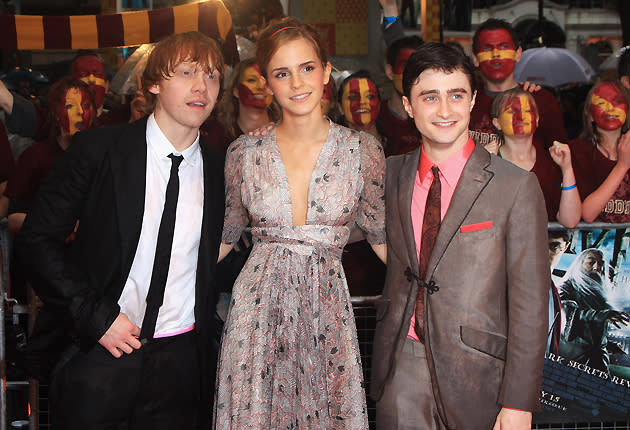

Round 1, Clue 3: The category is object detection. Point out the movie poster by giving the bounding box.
[534,227,630,423]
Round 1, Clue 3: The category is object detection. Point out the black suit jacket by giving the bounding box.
[17,117,224,426]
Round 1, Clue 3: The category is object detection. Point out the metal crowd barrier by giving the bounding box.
[3,222,630,429]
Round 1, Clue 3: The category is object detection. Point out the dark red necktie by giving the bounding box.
[415,166,441,342]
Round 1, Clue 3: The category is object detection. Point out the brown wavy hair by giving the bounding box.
[256,17,327,79]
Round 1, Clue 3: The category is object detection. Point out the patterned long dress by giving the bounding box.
[214,122,386,429]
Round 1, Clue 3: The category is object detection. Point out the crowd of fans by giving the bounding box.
[0,3,628,428]
[1,13,630,301]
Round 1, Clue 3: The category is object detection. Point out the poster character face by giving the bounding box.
[236,65,273,109]
[475,29,517,82]
[72,56,107,109]
[549,237,568,268]
[58,87,93,136]
[590,82,628,131]
[342,77,379,126]
[320,80,333,116]
[582,251,605,277]
[392,48,414,95]
[499,95,538,136]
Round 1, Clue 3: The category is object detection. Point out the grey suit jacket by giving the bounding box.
[371,142,550,429]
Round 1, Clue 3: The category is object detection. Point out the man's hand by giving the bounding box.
[607,310,630,329]
[98,313,142,358]
[248,122,274,137]
[484,140,500,156]
[493,408,532,430]
[519,81,542,93]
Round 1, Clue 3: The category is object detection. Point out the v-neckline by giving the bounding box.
[271,121,333,226]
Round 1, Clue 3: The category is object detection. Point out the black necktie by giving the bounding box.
[140,153,184,342]
[415,166,441,342]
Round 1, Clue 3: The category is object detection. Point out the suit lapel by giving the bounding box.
[398,149,421,272]
[109,118,148,275]
[426,144,493,279]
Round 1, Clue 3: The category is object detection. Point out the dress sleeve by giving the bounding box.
[222,137,250,243]
[356,133,386,245]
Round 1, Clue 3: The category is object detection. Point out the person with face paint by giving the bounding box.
[320,78,342,123]
[2,78,94,308]
[338,70,383,142]
[202,58,281,154]
[72,54,107,116]
[571,80,630,223]
[16,32,226,429]
[379,35,424,156]
[470,19,568,151]
[215,17,385,429]
[4,77,95,235]
[490,88,581,227]
[0,52,130,145]
[336,71,388,298]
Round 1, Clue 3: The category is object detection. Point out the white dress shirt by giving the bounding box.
[118,114,204,337]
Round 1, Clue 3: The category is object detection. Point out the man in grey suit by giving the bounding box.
[371,42,549,430]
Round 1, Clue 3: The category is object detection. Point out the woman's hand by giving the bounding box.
[548,141,572,172]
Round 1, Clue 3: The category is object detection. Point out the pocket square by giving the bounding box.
[460,221,493,233]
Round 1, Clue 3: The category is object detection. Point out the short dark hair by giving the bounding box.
[618,46,630,78]
[386,35,424,67]
[402,42,476,100]
[548,229,573,244]
[472,18,520,53]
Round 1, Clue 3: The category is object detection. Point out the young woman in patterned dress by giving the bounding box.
[213,17,387,430]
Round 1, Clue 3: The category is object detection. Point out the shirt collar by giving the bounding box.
[418,137,475,187]
[146,113,201,166]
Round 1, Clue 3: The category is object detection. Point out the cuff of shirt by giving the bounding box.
[502,406,527,412]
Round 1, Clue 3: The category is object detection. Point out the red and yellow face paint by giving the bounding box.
[58,87,94,136]
[499,94,537,136]
[320,80,333,116]
[342,77,379,126]
[590,82,628,131]
[237,64,272,110]
[72,55,107,109]
[392,48,414,95]
[475,29,517,82]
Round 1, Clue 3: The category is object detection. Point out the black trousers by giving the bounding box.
[50,330,200,430]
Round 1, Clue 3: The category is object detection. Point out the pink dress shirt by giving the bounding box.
[407,137,475,341]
